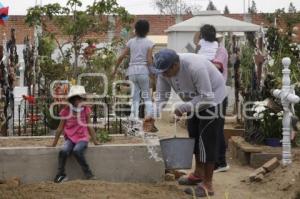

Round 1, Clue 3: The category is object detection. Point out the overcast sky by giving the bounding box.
[1,0,300,15]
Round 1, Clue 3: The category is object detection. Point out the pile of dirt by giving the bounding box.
[243,156,300,199]
[292,175,300,199]
[0,180,189,199]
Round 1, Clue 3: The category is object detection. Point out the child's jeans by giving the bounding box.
[128,74,153,119]
[57,139,93,177]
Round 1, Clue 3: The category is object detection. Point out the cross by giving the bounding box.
[273,57,300,165]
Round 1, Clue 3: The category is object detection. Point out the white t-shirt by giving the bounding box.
[126,37,154,76]
[197,39,218,61]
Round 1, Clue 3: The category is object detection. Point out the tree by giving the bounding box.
[288,2,297,13]
[25,0,133,68]
[224,5,230,14]
[248,0,257,14]
[153,0,202,15]
[206,1,217,11]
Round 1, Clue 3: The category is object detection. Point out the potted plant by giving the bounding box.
[252,101,283,147]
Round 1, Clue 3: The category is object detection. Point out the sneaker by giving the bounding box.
[54,174,68,183]
[86,175,97,180]
[214,164,230,173]
[85,173,96,180]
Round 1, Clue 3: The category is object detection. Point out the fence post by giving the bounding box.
[18,105,21,136]
[31,103,34,136]
[24,100,27,135]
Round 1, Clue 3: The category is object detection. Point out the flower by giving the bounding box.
[270,113,275,116]
[258,113,264,119]
[268,59,275,66]
[297,122,300,130]
[102,54,107,59]
[277,111,283,117]
[256,106,266,113]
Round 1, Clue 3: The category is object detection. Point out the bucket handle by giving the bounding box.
[174,115,177,138]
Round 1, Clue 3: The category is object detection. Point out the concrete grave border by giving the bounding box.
[0,136,165,184]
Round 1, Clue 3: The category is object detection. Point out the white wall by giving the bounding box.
[167,32,196,53]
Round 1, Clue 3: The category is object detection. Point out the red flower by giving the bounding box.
[0,7,9,26]
[22,95,35,104]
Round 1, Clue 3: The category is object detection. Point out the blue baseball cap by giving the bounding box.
[154,49,178,73]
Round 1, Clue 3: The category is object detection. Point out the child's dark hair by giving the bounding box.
[200,24,217,42]
[68,95,84,106]
[135,20,150,38]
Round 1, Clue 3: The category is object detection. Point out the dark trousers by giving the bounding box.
[187,104,223,163]
[217,97,228,166]
[58,139,93,177]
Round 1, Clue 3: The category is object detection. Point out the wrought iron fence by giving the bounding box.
[9,96,131,137]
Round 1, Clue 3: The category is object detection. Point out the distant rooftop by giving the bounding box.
[193,10,222,16]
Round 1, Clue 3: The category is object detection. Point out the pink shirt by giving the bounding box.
[60,106,92,143]
[212,46,228,82]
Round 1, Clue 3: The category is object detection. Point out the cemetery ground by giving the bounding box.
[0,119,300,199]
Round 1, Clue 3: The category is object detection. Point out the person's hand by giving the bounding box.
[46,143,56,147]
[174,109,183,121]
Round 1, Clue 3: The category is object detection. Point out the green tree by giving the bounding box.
[224,5,230,14]
[288,2,297,13]
[206,1,217,11]
[25,0,133,68]
[153,0,203,15]
[248,0,257,14]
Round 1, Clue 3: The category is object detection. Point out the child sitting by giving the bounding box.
[51,85,100,183]
[196,24,219,61]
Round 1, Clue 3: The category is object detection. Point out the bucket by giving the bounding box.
[160,137,195,169]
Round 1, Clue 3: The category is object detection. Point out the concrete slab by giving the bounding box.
[0,137,165,184]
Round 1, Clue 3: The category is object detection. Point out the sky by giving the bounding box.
[1,0,300,15]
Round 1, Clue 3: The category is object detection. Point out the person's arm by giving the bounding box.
[113,47,130,76]
[85,108,100,145]
[154,75,172,118]
[193,32,200,46]
[51,120,65,147]
[147,46,154,66]
[87,118,100,145]
[193,32,201,54]
[212,46,228,73]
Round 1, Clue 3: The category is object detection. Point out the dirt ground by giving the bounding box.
[1,119,300,199]
[0,181,189,199]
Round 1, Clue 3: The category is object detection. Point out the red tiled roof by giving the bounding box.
[0,14,299,44]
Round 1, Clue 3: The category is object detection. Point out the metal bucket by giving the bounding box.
[160,137,195,170]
